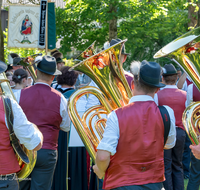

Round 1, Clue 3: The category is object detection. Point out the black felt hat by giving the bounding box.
[12,57,22,66]
[109,39,129,55]
[37,55,61,76]
[8,53,21,66]
[139,60,165,88]
[162,64,177,76]
[0,61,8,73]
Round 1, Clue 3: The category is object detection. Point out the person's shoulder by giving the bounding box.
[51,86,62,96]
[177,88,187,95]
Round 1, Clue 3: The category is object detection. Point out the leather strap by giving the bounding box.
[2,96,29,164]
[56,87,74,94]
[158,105,171,146]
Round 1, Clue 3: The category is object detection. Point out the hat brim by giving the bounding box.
[140,77,166,88]
[37,67,62,76]
[162,72,177,76]
[0,61,7,73]
[146,81,166,88]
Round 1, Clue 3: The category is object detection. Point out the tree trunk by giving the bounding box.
[109,4,117,41]
[188,0,198,29]
[0,0,4,62]
[197,3,200,27]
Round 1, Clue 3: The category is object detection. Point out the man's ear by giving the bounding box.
[22,78,26,83]
[131,80,135,90]
[155,88,160,93]
[52,76,55,81]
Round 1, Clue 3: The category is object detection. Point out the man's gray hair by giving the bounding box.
[130,61,141,76]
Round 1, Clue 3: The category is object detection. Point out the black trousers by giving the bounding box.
[187,152,200,190]
[163,127,186,190]
[111,183,163,190]
[51,131,69,190]
[19,149,57,190]
[68,147,88,190]
[182,132,191,177]
[0,174,19,190]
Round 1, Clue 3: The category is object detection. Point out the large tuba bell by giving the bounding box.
[0,68,37,180]
[68,40,132,162]
[154,27,200,145]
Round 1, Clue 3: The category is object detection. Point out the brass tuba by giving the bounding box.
[0,70,37,180]
[154,26,200,145]
[68,40,132,162]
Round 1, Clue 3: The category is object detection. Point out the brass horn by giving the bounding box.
[10,53,43,83]
[18,53,43,83]
[74,41,96,62]
[154,27,200,145]
[1,72,37,180]
[68,40,132,162]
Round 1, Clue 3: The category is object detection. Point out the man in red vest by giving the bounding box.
[185,83,200,190]
[16,56,71,190]
[93,60,176,190]
[155,63,187,190]
[0,60,43,190]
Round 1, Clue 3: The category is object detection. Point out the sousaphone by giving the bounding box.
[68,40,132,162]
[154,27,200,145]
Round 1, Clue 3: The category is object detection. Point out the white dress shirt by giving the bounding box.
[85,80,100,111]
[186,84,193,107]
[97,95,176,155]
[14,82,70,132]
[7,98,42,150]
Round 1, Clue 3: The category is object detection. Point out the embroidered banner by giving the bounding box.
[47,2,56,51]
[8,5,40,48]
[38,0,47,49]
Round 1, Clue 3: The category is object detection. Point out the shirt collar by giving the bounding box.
[162,85,178,89]
[35,82,50,87]
[129,95,154,104]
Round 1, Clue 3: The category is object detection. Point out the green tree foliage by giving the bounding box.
[56,0,190,68]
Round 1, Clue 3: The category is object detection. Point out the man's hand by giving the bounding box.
[190,140,200,159]
[93,164,105,179]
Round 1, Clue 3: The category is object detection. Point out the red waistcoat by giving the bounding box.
[19,84,62,150]
[0,97,20,175]
[193,85,200,101]
[157,88,186,130]
[103,101,165,190]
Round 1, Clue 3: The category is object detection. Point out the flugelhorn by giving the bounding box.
[154,27,200,145]
[68,40,132,162]
[12,53,43,83]
[1,71,37,180]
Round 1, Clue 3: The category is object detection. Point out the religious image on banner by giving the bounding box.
[20,15,33,44]
[8,5,40,48]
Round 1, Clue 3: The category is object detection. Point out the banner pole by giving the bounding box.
[45,1,49,55]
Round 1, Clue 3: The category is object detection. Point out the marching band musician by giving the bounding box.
[51,66,88,190]
[14,55,71,190]
[0,60,43,190]
[154,64,186,190]
[12,69,28,93]
[185,83,200,190]
[93,60,176,190]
